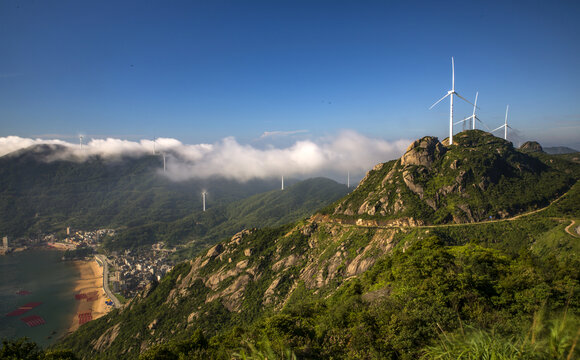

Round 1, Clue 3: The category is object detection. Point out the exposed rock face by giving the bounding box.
[402,170,424,198]
[519,141,544,153]
[92,323,121,352]
[401,136,446,167]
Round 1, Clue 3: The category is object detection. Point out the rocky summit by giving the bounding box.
[329,130,575,225]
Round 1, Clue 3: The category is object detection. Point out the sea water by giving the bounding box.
[0,249,78,348]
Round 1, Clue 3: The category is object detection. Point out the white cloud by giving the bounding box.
[0,132,411,182]
[0,136,70,156]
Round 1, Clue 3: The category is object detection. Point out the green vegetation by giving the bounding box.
[0,338,78,360]
[55,209,580,359]
[62,247,94,260]
[6,131,579,359]
[422,313,580,359]
[110,177,348,256]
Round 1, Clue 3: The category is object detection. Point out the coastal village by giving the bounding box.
[1,228,176,300]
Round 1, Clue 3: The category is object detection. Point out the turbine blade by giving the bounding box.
[429,93,450,109]
[455,92,476,107]
[454,115,473,125]
[475,117,491,131]
[491,125,504,133]
[505,105,509,125]
[454,118,469,125]
[451,57,455,91]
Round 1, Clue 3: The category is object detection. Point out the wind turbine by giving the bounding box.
[153,137,157,155]
[162,152,166,172]
[429,57,476,145]
[454,92,489,131]
[347,171,350,189]
[492,105,512,140]
[281,175,284,191]
[79,135,83,150]
[202,191,207,212]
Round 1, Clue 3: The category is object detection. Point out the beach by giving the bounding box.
[68,258,112,333]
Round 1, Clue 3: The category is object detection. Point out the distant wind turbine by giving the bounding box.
[153,137,156,155]
[202,191,207,212]
[492,105,512,140]
[454,92,489,131]
[347,171,350,189]
[162,152,166,172]
[281,175,284,191]
[430,57,476,145]
[79,135,83,150]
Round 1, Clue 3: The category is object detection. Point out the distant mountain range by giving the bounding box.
[0,145,348,251]
[543,146,578,154]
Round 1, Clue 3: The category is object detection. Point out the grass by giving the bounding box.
[422,310,580,359]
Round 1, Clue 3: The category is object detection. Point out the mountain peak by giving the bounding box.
[329,130,575,225]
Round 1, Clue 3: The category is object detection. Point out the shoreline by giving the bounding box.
[67,258,113,333]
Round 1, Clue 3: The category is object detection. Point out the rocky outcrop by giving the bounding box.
[92,323,121,352]
[519,141,544,153]
[401,136,446,167]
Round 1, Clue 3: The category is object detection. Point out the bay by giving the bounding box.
[0,248,78,348]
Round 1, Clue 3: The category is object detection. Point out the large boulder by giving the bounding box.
[400,136,446,167]
[519,141,544,153]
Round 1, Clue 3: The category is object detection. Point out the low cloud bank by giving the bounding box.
[0,131,410,182]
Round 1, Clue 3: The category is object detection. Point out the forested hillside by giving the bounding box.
[54,131,580,359]
[106,177,349,255]
[0,146,347,254]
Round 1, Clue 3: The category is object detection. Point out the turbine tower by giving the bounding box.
[202,191,206,212]
[79,135,83,150]
[162,152,166,172]
[471,92,479,130]
[153,137,157,155]
[281,175,284,191]
[430,57,475,145]
[492,105,512,140]
[347,171,350,189]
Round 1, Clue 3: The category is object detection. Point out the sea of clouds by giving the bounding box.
[0,131,410,182]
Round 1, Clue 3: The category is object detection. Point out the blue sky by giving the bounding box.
[1,0,579,149]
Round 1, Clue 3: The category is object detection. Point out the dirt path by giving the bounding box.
[326,180,578,231]
[564,220,580,238]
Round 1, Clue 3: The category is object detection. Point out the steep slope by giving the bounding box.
[327,130,576,225]
[56,131,580,359]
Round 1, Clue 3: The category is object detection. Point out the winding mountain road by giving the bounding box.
[327,180,579,233]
